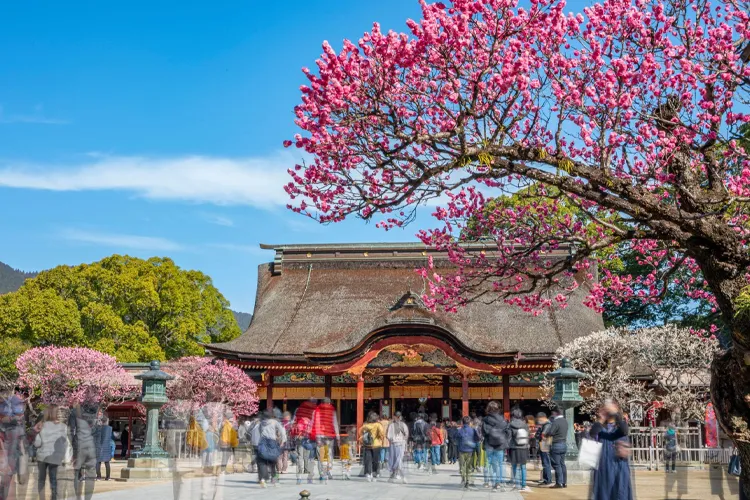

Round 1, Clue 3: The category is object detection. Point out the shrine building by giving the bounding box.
[206,242,603,429]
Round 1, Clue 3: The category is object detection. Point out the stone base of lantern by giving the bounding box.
[553,461,594,485]
[120,457,173,481]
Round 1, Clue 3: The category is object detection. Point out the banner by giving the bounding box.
[705,402,719,448]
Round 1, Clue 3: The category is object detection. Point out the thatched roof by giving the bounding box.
[207,243,604,362]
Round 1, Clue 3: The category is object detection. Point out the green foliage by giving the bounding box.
[0,337,30,387]
[736,286,750,320]
[464,184,624,269]
[0,255,241,363]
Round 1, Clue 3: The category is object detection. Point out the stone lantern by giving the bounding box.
[120,360,174,480]
[546,357,587,459]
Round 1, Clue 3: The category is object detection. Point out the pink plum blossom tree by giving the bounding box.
[16,346,139,411]
[163,357,259,420]
[285,0,750,486]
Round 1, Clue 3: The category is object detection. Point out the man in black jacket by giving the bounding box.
[535,412,552,485]
[543,407,568,488]
[481,401,511,491]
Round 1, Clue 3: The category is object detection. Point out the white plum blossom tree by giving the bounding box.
[545,325,719,422]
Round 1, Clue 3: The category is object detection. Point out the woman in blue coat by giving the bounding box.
[95,419,114,480]
[591,401,633,500]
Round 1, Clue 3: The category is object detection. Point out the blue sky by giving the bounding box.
[0,0,434,312]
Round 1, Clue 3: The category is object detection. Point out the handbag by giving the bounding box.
[728,449,741,476]
[578,438,603,469]
[258,437,281,462]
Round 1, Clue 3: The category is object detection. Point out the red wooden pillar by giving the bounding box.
[502,374,510,420]
[461,375,469,418]
[266,375,274,411]
[324,374,332,400]
[356,376,365,431]
[442,375,451,421]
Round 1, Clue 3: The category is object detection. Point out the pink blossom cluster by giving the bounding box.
[16,347,139,408]
[163,357,259,418]
[285,0,750,318]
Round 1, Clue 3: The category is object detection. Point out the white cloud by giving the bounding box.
[200,213,234,227]
[0,152,296,208]
[61,229,184,252]
[0,104,68,125]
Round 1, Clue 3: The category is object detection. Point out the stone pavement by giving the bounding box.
[93,465,525,500]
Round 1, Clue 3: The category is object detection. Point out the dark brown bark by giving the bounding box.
[712,351,750,498]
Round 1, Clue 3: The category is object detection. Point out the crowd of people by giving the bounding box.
[207,398,584,493]
[0,392,696,500]
[0,396,118,500]
[199,398,643,499]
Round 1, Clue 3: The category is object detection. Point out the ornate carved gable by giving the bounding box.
[367,343,457,368]
[390,291,426,311]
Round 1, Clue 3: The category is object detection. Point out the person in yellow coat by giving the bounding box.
[219,412,239,473]
[359,412,385,482]
[186,416,208,453]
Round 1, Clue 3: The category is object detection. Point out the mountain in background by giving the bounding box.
[0,260,252,327]
[232,311,252,331]
[0,262,37,294]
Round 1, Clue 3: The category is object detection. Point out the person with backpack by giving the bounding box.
[535,412,552,486]
[253,410,286,488]
[290,415,316,485]
[457,416,480,490]
[219,412,239,474]
[409,413,429,470]
[428,414,443,474]
[663,422,678,474]
[386,411,409,483]
[544,406,568,489]
[482,401,510,491]
[359,412,385,482]
[509,407,532,492]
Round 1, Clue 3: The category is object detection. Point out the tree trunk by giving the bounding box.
[695,250,750,496]
[712,351,750,498]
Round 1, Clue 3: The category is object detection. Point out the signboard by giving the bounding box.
[630,403,644,423]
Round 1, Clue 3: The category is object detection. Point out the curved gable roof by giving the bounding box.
[207,243,604,362]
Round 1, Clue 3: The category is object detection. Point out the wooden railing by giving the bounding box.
[628,426,731,470]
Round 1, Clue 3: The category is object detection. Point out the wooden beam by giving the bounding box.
[383,375,391,400]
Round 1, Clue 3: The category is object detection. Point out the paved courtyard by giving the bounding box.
[84,464,740,500]
[93,465,524,500]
